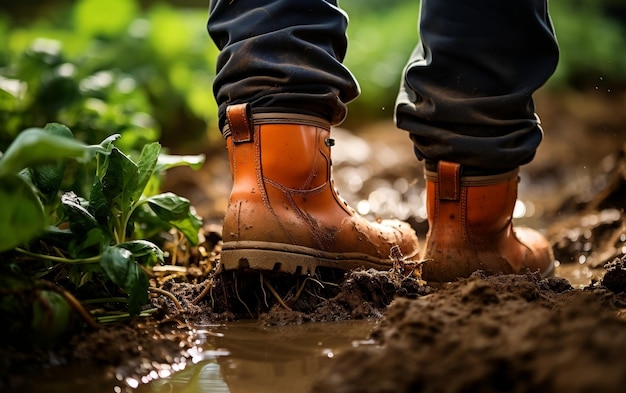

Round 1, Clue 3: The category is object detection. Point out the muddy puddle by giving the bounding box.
[21,320,377,393]
[131,267,601,393]
[18,263,614,393]
[135,320,377,393]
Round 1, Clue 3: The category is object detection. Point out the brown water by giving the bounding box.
[132,320,377,393]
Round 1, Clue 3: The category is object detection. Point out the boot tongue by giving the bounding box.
[437,161,461,201]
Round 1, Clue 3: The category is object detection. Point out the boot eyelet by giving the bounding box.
[324,137,335,147]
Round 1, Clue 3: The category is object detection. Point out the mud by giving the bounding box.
[312,270,626,393]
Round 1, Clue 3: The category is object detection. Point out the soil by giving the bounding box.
[2,90,626,392]
[312,272,626,393]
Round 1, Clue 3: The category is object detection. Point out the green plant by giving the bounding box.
[0,123,204,347]
[0,123,111,251]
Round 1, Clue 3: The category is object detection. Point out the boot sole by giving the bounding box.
[221,241,395,275]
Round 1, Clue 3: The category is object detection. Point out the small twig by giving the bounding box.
[52,246,66,258]
[389,245,426,281]
[390,244,404,277]
[149,287,183,311]
[191,277,215,305]
[157,273,183,285]
[263,279,292,311]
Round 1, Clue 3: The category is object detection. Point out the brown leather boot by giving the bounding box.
[220,103,419,275]
[421,161,555,282]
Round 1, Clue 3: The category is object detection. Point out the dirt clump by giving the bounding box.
[311,272,626,393]
[602,255,626,294]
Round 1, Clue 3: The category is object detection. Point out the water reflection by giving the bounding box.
[136,320,377,393]
[147,360,229,393]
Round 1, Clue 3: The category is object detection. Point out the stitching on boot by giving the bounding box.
[461,186,468,243]
[254,125,273,214]
[302,127,321,190]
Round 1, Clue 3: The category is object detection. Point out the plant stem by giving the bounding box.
[15,248,100,264]
[119,199,148,243]
[82,297,129,305]
[95,308,158,324]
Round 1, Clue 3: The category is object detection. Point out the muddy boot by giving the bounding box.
[220,103,419,275]
[421,161,555,282]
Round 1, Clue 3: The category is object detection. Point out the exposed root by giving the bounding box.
[149,287,183,311]
[292,276,325,305]
[233,274,253,318]
[262,277,292,311]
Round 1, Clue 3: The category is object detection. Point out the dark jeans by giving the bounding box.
[208,0,559,174]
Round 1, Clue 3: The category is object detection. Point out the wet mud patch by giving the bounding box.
[312,270,626,393]
[2,317,196,391]
[152,266,433,326]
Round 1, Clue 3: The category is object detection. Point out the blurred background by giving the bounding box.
[1,0,624,150]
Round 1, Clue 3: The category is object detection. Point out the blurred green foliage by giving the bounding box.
[0,0,219,154]
[1,0,625,142]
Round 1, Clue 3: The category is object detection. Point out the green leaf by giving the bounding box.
[117,240,164,267]
[100,246,149,315]
[147,192,202,245]
[30,123,74,198]
[89,176,111,228]
[61,192,98,231]
[101,148,138,209]
[146,192,190,220]
[133,142,161,202]
[0,128,113,178]
[69,227,107,258]
[155,153,205,172]
[40,226,74,249]
[170,214,203,246]
[0,175,46,252]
